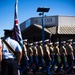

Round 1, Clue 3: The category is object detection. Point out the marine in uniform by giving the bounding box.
[1,29,22,75]
[73,42,75,62]
[0,38,2,61]
[53,42,60,72]
[0,38,2,74]
[66,39,74,74]
[27,43,34,71]
[43,39,51,75]
[49,42,55,71]
[38,41,44,71]
[33,42,38,72]
[20,39,29,74]
[56,41,67,73]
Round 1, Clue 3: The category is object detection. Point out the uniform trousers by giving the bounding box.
[52,54,59,67]
[28,55,35,71]
[33,55,38,66]
[43,55,51,75]
[33,55,38,72]
[1,58,18,75]
[28,55,33,67]
[50,54,55,71]
[56,54,67,72]
[66,54,73,74]
[38,55,44,68]
[20,55,28,75]
[73,54,75,66]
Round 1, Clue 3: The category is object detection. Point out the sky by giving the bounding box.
[0,0,75,37]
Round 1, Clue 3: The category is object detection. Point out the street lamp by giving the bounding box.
[37,7,50,46]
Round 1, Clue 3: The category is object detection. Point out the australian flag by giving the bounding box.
[13,0,23,48]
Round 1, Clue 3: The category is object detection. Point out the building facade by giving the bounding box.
[20,15,75,43]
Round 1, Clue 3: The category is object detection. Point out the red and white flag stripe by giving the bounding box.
[13,0,23,46]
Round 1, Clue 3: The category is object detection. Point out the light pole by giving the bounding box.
[37,7,50,46]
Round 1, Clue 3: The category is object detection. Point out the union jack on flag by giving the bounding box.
[13,0,23,47]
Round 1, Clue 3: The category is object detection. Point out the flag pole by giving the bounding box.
[13,0,23,49]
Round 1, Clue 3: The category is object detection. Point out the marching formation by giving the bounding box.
[20,38,75,75]
[0,30,75,75]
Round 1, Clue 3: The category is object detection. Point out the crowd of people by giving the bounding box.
[20,38,75,75]
[0,29,75,75]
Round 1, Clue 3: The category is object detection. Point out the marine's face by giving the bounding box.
[24,42,27,45]
[47,41,49,45]
[64,43,66,46]
[70,42,72,45]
